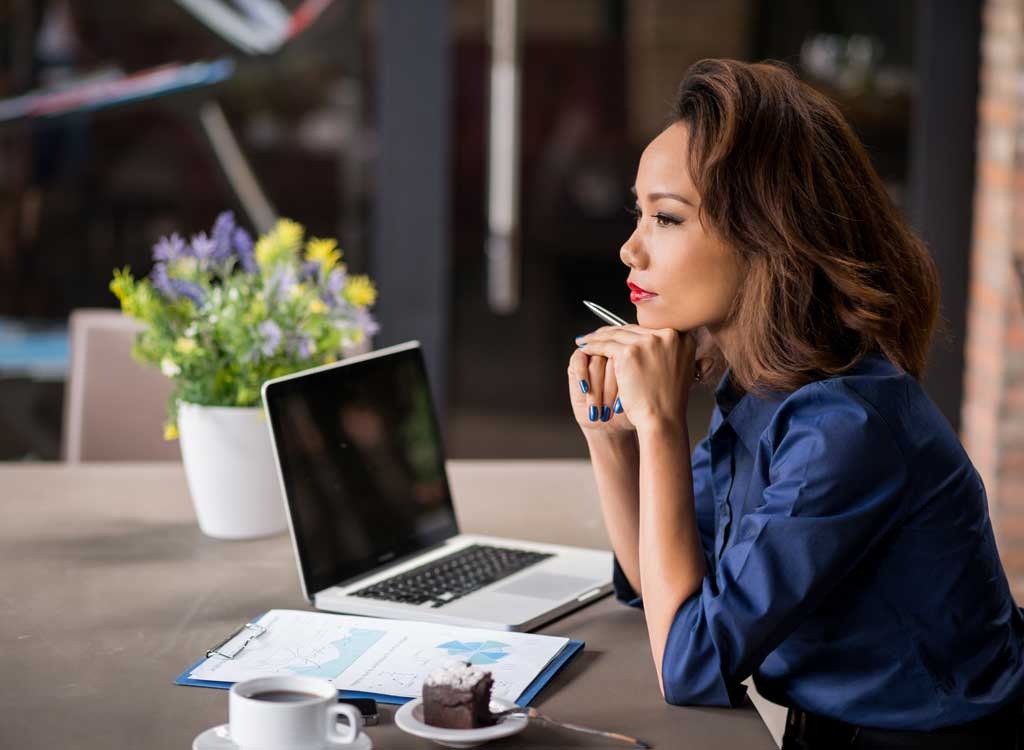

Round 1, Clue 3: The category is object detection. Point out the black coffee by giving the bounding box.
[250,690,321,703]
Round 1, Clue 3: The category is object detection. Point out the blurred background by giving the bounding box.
[2,0,966,460]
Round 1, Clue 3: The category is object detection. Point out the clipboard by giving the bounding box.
[175,612,585,706]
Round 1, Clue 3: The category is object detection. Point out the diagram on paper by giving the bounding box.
[437,640,510,665]
[190,615,388,684]
[188,610,570,701]
[286,629,386,679]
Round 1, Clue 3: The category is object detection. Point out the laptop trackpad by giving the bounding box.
[495,572,598,600]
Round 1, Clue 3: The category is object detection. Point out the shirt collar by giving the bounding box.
[710,352,891,455]
[712,371,788,455]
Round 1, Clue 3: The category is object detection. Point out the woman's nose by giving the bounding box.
[620,230,644,269]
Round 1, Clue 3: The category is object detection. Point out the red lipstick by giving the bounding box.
[627,280,657,304]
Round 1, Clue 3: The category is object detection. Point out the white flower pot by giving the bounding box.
[177,402,288,540]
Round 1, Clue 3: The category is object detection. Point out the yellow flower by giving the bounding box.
[275,218,304,252]
[255,218,305,269]
[308,298,328,315]
[174,337,196,354]
[110,267,132,303]
[163,423,179,441]
[343,275,377,308]
[306,237,342,272]
[254,234,275,268]
[289,283,309,300]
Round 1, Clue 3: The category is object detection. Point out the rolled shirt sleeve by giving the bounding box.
[613,554,644,608]
[660,384,909,706]
[611,435,718,610]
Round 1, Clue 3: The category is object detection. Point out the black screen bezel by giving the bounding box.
[263,344,459,596]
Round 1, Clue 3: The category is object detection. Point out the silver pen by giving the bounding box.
[580,300,630,417]
[582,300,629,327]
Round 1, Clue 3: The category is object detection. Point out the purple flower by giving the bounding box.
[259,320,282,356]
[210,211,236,263]
[151,262,175,298]
[324,267,348,307]
[233,227,257,273]
[152,233,186,263]
[290,335,315,359]
[265,264,297,304]
[300,261,321,284]
[172,280,206,307]
[356,308,380,337]
[190,232,217,263]
[150,262,203,305]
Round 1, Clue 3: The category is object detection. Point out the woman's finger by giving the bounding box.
[576,325,647,346]
[568,347,591,399]
[587,354,607,423]
[573,337,632,361]
[603,357,619,422]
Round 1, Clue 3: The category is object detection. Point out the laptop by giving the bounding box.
[261,340,613,632]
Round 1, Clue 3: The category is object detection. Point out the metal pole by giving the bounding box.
[486,0,521,314]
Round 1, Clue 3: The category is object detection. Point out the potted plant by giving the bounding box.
[110,212,379,539]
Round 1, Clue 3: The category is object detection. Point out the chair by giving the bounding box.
[62,309,179,462]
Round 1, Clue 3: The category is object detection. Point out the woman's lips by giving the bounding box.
[628,281,657,303]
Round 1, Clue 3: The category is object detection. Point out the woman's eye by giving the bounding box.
[654,212,682,227]
[625,206,682,227]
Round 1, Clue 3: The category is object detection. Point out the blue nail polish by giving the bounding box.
[614,398,622,414]
[579,379,589,394]
[601,406,611,422]
[589,405,598,422]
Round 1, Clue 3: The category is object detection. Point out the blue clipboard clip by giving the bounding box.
[206,621,268,660]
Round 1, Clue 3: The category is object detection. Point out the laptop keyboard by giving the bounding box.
[350,544,553,608]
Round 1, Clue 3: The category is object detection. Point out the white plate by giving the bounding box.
[192,723,374,750]
[394,698,528,749]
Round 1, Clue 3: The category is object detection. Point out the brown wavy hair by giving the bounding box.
[675,59,940,395]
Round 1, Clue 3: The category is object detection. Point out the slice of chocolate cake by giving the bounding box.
[422,662,496,729]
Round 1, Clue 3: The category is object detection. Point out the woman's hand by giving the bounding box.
[572,325,700,435]
[567,345,637,435]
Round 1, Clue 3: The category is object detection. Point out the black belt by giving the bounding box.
[782,702,1023,750]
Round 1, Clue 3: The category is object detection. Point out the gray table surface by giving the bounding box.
[0,461,777,749]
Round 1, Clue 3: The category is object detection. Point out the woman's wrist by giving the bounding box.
[584,428,638,456]
[636,418,688,450]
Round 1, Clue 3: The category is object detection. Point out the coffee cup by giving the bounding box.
[229,676,362,749]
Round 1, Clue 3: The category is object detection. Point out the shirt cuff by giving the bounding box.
[661,577,748,707]
[612,555,644,609]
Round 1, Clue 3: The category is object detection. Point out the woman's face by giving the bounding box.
[621,122,744,333]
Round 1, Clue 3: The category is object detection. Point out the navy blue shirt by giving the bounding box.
[612,352,1024,730]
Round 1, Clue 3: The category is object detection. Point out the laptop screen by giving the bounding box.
[263,343,458,596]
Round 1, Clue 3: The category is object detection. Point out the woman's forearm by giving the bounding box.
[586,431,643,596]
[636,420,706,696]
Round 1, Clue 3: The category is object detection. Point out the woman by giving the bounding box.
[568,59,1024,749]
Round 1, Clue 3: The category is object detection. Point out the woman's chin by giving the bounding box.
[636,308,687,331]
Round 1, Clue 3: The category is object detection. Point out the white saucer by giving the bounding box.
[394,698,528,749]
[192,724,373,750]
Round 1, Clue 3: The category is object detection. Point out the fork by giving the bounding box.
[489,706,652,748]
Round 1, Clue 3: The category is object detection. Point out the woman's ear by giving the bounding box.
[692,326,722,385]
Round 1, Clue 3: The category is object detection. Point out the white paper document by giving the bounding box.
[190,610,571,701]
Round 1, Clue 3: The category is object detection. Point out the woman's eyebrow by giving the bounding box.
[629,186,696,207]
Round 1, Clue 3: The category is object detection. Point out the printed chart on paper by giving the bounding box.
[189,610,570,700]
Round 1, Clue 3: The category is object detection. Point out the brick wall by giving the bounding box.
[961,0,1024,596]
